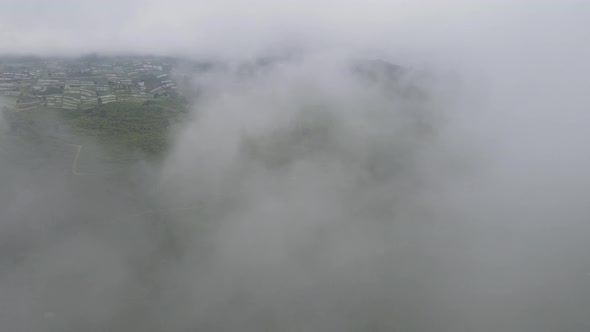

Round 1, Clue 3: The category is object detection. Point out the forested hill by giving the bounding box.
[64,99,189,155]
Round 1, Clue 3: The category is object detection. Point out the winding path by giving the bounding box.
[69,143,83,175]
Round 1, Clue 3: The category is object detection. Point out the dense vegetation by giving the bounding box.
[64,99,188,155]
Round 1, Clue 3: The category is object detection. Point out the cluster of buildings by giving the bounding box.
[0,56,180,111]
[0,71,34,97]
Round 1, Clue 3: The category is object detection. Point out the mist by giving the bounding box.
[1,1,590,331]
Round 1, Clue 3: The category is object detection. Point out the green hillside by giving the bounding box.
[64,99,189,155]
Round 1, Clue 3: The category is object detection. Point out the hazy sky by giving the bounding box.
[1,0,587,60]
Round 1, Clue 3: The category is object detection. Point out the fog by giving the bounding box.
[1,1,590,331]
